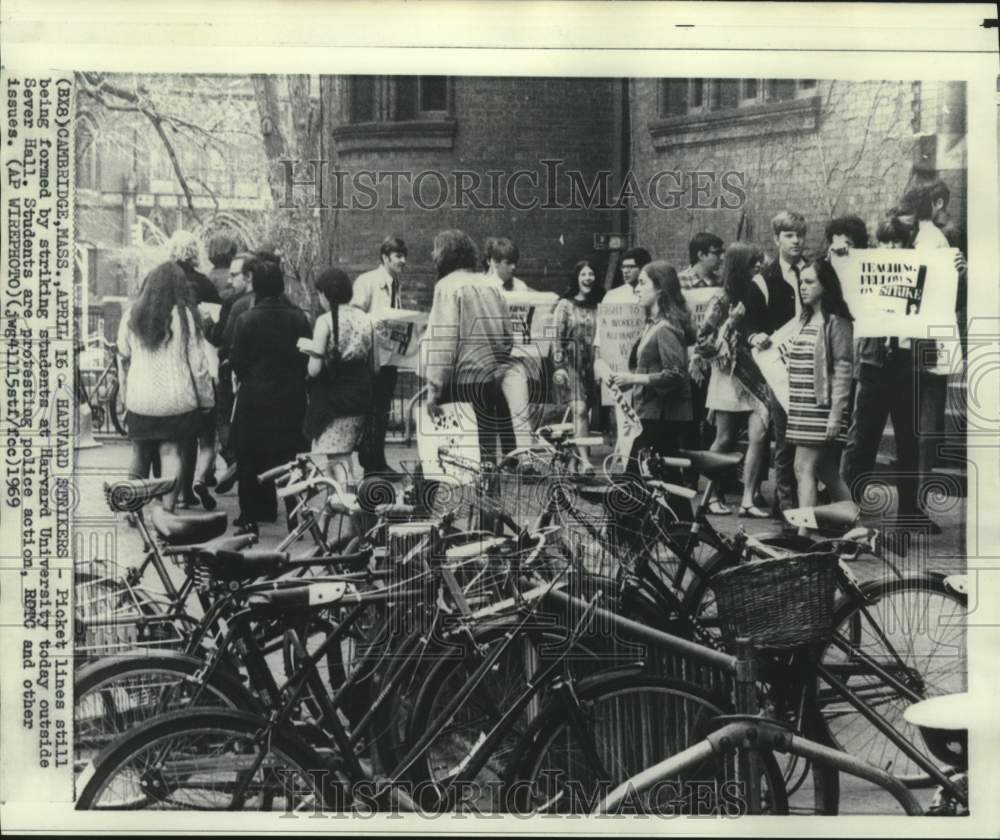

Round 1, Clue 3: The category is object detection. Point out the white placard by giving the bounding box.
[833,248,959,339]
[751,318,799,413]
[416,402,481,483]
[375,308,429,370]
[596,302,645,406]
[595,358,642,468]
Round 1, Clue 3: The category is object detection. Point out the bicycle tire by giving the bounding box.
[401,621,615,811]
[76,708,336,811]
[108,379,128,436]
[506,672,791,815]
[74,652,261,785]
[819,572,967,787]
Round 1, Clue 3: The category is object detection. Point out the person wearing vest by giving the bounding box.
[745,210,808,517]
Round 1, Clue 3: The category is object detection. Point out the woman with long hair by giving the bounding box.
[608,260,696,529]
[786,259,855,535]
[116,261,215,512]
[694,241,770,517]
[302,267,378,488]
[551,258,606,471]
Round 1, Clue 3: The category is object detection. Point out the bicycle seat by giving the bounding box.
[247,580,348,611]
[104,478,177,512]
[192,548,289,581]
[783,500,860,532]
[375,503,417,517]
[903,693,969,770]
[150,506,228,545]
[677,449,742,477]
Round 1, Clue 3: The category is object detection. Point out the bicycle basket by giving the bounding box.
[712,551,838,650]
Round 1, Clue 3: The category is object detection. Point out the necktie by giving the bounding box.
[390,277,399,309]
[791,264,802,315]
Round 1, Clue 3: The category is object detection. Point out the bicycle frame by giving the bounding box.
[543,586,967,816]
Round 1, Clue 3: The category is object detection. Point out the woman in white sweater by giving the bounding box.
[117,261,215,512]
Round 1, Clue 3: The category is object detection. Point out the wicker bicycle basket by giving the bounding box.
[712,551,838,650]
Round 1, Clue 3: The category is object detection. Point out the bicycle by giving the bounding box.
[76,336,127,436]
[75,524,617,812]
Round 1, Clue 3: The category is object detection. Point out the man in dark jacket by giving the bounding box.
[230,254,311,535]
[744,210,808,517]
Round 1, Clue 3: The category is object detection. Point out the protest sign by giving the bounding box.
[596,302,644,405]
[594,359,641,470]
[503,291,558,348]
[415,401,480,483]
[751,318,798,412]
[504,291,558,378]
[375,308,429,370]
[682,286,720,332]
[833,248,959,339]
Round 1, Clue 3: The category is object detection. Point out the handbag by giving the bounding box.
[183,311,215,424]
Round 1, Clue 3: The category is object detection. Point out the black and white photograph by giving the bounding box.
[1,1,997,833]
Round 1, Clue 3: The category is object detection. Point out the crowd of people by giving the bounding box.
[113,178,966,539]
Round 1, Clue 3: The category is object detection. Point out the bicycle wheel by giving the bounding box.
[108,378,128,436]
[508,673,789,815]
[402,623,612,811]
[819,573,967,786]
[76,708,335,811]
[74,652,259,782]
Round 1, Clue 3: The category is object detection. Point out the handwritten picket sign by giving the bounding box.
[594,358,642,469]
[596,302,644,406]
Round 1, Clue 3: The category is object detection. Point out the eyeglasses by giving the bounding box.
[622,263,638,270]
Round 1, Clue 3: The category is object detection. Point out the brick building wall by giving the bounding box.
[628,79,964,267]
[321,76,622,309]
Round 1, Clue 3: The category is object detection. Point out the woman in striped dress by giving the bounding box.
[786,260,854,533]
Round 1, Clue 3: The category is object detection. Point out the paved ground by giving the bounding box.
[74,436,967,816]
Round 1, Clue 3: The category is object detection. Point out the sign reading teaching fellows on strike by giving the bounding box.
[834,248,959,339]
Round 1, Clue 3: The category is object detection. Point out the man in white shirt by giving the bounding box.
[593,248,651,438]
[351,235,407,479]
[485,237,536,454]
[744,211,809,516]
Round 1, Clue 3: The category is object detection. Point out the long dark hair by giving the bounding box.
[561,259,606,308]
[128,261,198,349]
[807,259,854,321]
[720,241,762,307]
[642,260,695,343]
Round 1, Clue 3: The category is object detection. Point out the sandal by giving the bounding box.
[707,500,732,516]
[738,504,770,519]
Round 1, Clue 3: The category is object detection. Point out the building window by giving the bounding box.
[766,79,797,102]
[419,76,448,112]
[337,75,457,152]
[349,75,377,123]
[651,77,821,150]
[661,78,689,117]
[715,79,740,111]
[659,77,819,118]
